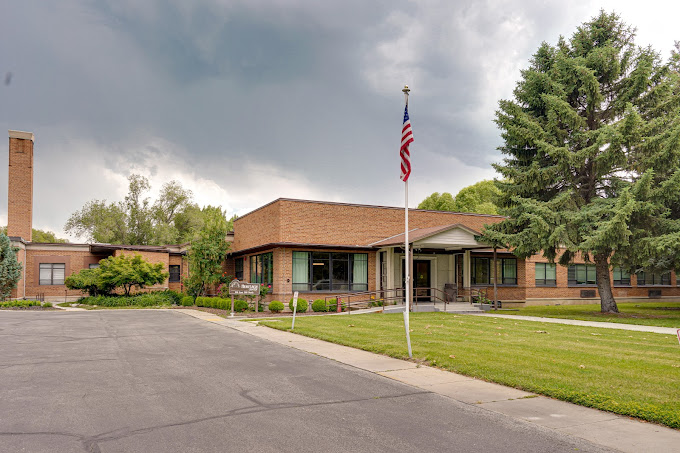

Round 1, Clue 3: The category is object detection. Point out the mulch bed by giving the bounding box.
[0,306,57,311]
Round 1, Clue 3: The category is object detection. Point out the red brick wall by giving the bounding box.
[24,248,96,299]
[8,135,33,241]
[232,201,281,251]
[233,199,505,252]
[237,246,377,303]
[113,250,170,291]
[168,254,186,292]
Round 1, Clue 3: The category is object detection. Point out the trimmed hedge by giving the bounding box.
[233,299,248,312]
[269,301,284,313]
[76,292,176,307]
[311,299,327,312]
[289,297,308,313]
[181,296,194,307]
[0,300,41,308]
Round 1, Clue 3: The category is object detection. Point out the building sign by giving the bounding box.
[228,280,260,296]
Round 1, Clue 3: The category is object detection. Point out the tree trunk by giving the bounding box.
[594,252,619,313]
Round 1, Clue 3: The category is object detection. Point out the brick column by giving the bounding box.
[8,130,34,242]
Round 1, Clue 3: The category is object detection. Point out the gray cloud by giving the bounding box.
[1,0,678,239]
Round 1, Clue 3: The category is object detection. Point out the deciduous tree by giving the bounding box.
[183,206,231,302]
[98,254,167,296]
[417,180,501,214]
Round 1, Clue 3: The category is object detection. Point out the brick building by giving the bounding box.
[7,129,680,305]
[7,131,188,301]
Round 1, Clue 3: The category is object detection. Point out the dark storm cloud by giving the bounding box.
[3,0,647,237]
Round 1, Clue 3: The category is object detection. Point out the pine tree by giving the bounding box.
[481,11,680,313]
[0,234,22,300]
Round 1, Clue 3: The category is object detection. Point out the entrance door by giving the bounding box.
[403,259,431,301]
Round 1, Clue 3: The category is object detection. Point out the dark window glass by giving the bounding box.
[39,263,65,285]
[612,267,631,286]
[312,252,330,290]
[250,252,273,286]
[637,270,670,286]
[568,264,596,285]
[169,265,181,282]
[234,258,244,280]
[471,257,490,285]
[535,263,556,286]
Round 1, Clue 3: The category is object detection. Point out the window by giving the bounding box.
[535,263,556,286]
[568,264,596,286]
[292,252,368,292]
[169,265,181,282]
[499,258,517,285]
[234,258,244,280]
[612,267,631,286]
[250,252,273,286]
[471,257,517,285]
[39,263,65,285]
[89,263,99,269]
[471,257,490,285]
[637,270,670,286]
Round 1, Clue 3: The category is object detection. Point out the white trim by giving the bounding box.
[26,244,90,252]
[8,130,34,141]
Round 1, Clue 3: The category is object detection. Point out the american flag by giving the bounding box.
[400,104,413,182]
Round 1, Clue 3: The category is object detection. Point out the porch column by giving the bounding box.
[463,250,471,288]
[386,248,395,290]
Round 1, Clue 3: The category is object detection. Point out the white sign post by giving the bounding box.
[291,291,299,330]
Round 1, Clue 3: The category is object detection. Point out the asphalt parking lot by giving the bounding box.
[0,310,612,452]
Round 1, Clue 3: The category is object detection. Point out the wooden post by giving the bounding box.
[493,247,498,310]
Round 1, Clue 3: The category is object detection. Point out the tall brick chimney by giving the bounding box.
[8,130,34,242]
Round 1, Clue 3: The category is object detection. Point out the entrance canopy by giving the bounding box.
[369,223,489,251]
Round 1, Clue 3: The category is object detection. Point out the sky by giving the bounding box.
[1,0,679,241]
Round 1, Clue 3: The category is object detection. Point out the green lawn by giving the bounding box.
[259,313,680,429]
[501,302,680,328]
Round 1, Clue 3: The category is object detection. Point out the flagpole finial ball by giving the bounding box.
[402,85,410,93]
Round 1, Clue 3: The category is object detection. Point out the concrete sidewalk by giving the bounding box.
[472,313,679,335]
[172,308,679,453]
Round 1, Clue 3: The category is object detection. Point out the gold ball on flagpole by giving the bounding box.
[402,85,410,93]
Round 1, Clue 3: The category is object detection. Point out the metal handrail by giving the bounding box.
[324,286,472,313]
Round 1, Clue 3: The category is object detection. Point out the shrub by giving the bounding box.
[181,296,194,306]
[162,290,183,305]
[311,299,327,312]
[269,301,284,313]
[43,302,53,308]
[327,298,346,312]
[0,300,41,308]
[233,299,248,312]
[289,297,308,313]
[76,293,175,307]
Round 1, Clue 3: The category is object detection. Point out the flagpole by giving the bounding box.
[402,85,413,358]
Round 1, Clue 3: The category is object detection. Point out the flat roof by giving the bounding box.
[235,198,508,222]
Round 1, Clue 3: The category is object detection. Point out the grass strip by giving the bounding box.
[260,312,680,429]
[502,302,680,328]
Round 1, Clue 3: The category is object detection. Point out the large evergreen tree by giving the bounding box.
[0,234,22,300]
[481,12,680,313]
